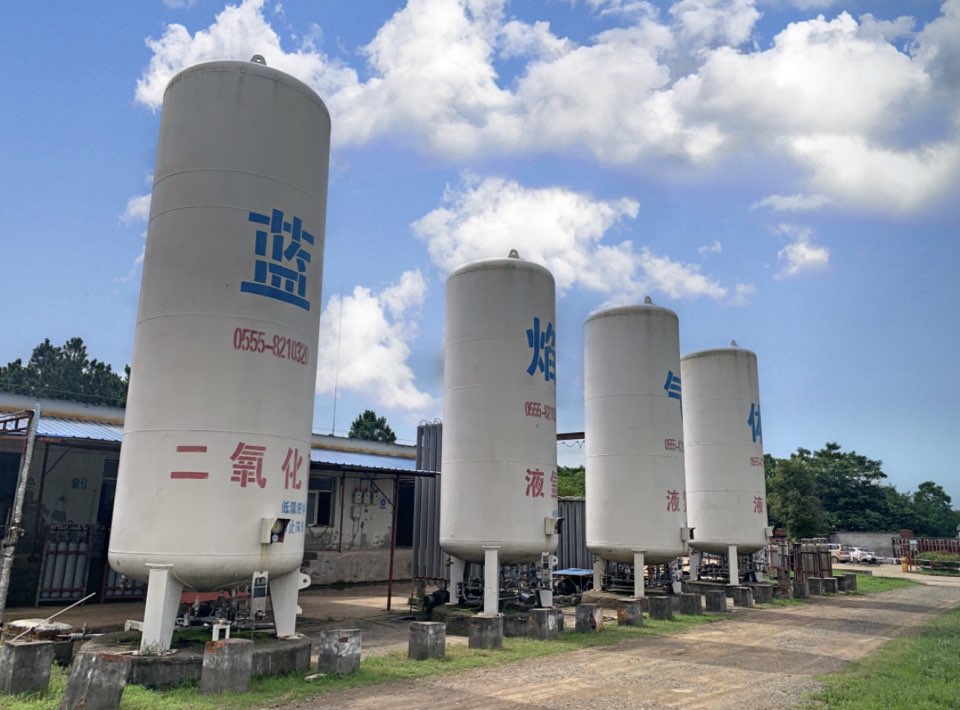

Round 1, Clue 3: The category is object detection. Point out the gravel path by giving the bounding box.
[283,584,960,710]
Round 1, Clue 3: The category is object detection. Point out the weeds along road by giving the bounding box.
[283,583,960,710]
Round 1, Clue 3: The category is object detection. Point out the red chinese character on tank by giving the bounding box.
[230,442,267,488]
[282,447,303,490]
[666,489,680,512]
[754,495,764,514]
[525,468,545,497]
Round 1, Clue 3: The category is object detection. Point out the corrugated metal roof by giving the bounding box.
[38,417,123,443]
[33,417,416,471]
[309,449,416,471]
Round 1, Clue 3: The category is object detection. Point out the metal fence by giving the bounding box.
[412,422,445,580]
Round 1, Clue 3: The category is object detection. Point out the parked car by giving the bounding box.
[849,547,879,564]
[827,543,852,563]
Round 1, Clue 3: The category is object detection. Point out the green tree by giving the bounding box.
[0,337,128,406]
[910,481,959,538]
[348,409,397,443]
[766,455,827,540]
[557,466,585,497]
[807,443,891,531]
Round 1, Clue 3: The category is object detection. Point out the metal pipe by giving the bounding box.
[10,591,97,641]
[386,474,399,611]
[32,442,52,557]
[0,406,40,625]
[337,472,346,553]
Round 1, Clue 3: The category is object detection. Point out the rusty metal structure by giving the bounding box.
[767,538,832,593]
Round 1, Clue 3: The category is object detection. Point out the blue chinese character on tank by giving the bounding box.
[526,317,556,382]
[748,402,762,443]
[241,209,313,311]
[663,371,681,401]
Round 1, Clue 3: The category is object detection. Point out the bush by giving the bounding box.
[916,551,960,562]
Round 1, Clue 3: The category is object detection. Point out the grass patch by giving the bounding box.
[0,615,719,709]
[849,574,917,595]
[802,606,960,709]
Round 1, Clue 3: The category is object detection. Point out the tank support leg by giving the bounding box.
[270,570,304,638]
[448,556,465,603]
[632,551,645,598]
[728,545,739,586]
[482,546,500,616]
[689,549,701,581]
[140,564,182,654]
[593,557,604,592]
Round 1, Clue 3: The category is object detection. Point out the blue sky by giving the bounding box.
[2,0,958,504]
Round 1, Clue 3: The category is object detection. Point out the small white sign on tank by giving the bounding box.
[108,58,331,652]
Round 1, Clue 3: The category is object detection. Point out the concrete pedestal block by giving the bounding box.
[0,640,54,696]
[60,652,129,710]
[528,609,559,640]
[752,585,774,604]
[200,639,253,695]
[553,608,565,633]
[822,577,838,594]
[408,622,445,660]
[648,596,673,620]
[808,577,824,595]
[617,600,645,627]
[679,593,702,615]
[793,580,810,599]
[469,615,504,649]
[575,604,603,633]
[844,573,858,592]
[704,590,728,612]
[731,587,754,608]
[317,629,361,674]
[503,613,529,638]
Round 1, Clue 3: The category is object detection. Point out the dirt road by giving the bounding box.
[285,583,960,710]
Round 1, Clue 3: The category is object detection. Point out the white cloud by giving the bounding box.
[412,175,736,303]
[750,193,830,212]
[315,270,435,411]
[135,0,960,213]
[163,0,199,9]
[698,240,722,257]
[774,224,829,278]
[729,282,756,305]
[120,193,151,223]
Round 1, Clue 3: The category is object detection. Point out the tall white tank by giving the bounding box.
[440,253,559,564]
[109,60,330,590]
[584,303,687,564]
[681,346,768,555]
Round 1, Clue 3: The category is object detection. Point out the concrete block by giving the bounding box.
[575,604,603,633]
[808,577,824,595]
[648,596,673,620]
[60,652,128,710]
[793,580,809,599]
[752,585,774,604]
[317,629,362,674]
[679,593,702,615]
[468,615,504,649]
[553,608,565,633]
[731,586,754,608]
[251,636,311,677]
[503,613,529,638]
[408,622,445,660]
[822,577,838,594]
[0,640,54,696]
[200,639,253,695]
[617,600,645,627]
[704,590,728,612]
[844,573,858,592]
[528,609,559,640]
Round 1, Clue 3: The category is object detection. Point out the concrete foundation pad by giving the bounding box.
[200,639,253,694]
[822,577,839,594]
[60,652,129,710]
[732,587,755,609]
[617,599,645,627]
[575,604,603,633]
[578,590,640,611]
[316,629,361,675]
[648,596,673,620]
[0,640,55,696]
[843,573,858,592]
[431,605,474,637]
[679,593,702,615]
[528,609,559,640]
[468,615,503,650]
[751,585,774,604]
[808,578,824,595]
[408,622,445,660]
[793,580,810,599]
[704,590,728,612]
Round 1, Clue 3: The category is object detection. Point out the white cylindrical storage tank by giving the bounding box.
[440,254,559,564]
[584,303,687,564]
[681,346,767,555]
[109,60,330,590]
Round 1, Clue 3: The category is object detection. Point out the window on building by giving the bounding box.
[306,476,336,527]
